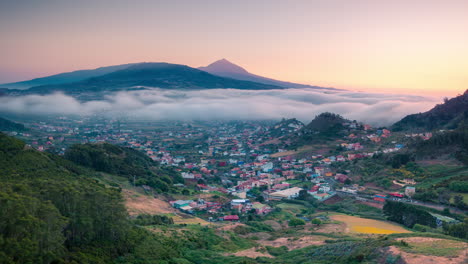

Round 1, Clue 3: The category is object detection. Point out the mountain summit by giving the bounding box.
[198,58,250,75]
[199,59,338,90]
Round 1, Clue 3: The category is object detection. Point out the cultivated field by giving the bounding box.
[331,214,411,234]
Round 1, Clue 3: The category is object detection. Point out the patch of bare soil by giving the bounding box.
[218,223,246,231]
[258,235,329,250]
[388,245,467,264]
[395,237,459,243]
[270,150,298,158]
[227,247,274,258]
[123,189,176,215]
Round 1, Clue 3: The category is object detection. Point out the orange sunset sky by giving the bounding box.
[0,0,467,96]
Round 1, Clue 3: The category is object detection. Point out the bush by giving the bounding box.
[412,224,427,232]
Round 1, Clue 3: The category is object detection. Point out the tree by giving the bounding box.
[288,218,306,227]
[437,188,451,204]
[453,195,467,209]
[311,218,322,226]
[298,189,310,200]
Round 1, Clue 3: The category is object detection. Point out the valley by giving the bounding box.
[1,92,467,263]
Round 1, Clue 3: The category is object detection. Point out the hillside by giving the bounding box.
[64,142,184,192]
[411,124,468,165]
[286,113,350,148]
[0,132,133,263]
[20,63,281,95]
[393,90,468,131]
[0,117,26,131]
[268,118,305,138]
[199,59,337,90]
[0,63,136,90]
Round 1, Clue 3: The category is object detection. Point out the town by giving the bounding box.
[6,115,444,223]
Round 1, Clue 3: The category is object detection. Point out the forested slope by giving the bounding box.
[64,143,184,192]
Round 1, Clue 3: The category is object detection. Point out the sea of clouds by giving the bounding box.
[0,88,440,126]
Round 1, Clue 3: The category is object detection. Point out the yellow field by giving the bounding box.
[331,214,411,234]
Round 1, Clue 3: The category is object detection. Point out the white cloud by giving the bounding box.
[0,88,439,126]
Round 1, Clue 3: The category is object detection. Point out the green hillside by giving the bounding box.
[0,117,26,131]
[64,143,183,192]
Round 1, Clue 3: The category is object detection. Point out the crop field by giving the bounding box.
[331,214,411,234]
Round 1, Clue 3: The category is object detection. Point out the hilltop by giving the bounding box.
[287,113,351,148]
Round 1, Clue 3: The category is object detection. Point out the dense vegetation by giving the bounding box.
[383,201,437,228]
[64,143,183,192]
[289,113,349,148]
[0,133,131,263]
[413,124,468,165]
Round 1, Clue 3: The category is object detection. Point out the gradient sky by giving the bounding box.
[1,0,467,96]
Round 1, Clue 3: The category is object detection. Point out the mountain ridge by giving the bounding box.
[392,90,468,131]
[0,63,137,90]
[16,62,282,95]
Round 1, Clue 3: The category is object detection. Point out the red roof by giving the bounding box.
[223,215,239,221]
[373,197,386,202]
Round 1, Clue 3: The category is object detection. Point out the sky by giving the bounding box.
[1,0,467,96]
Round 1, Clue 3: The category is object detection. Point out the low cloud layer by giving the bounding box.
[0,88,439,126]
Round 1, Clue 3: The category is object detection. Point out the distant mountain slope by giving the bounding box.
[23,62,281,95]
[199,59,338,90]
[0,63,137,90]
[392,90,468,131]
[0,117,26,131]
